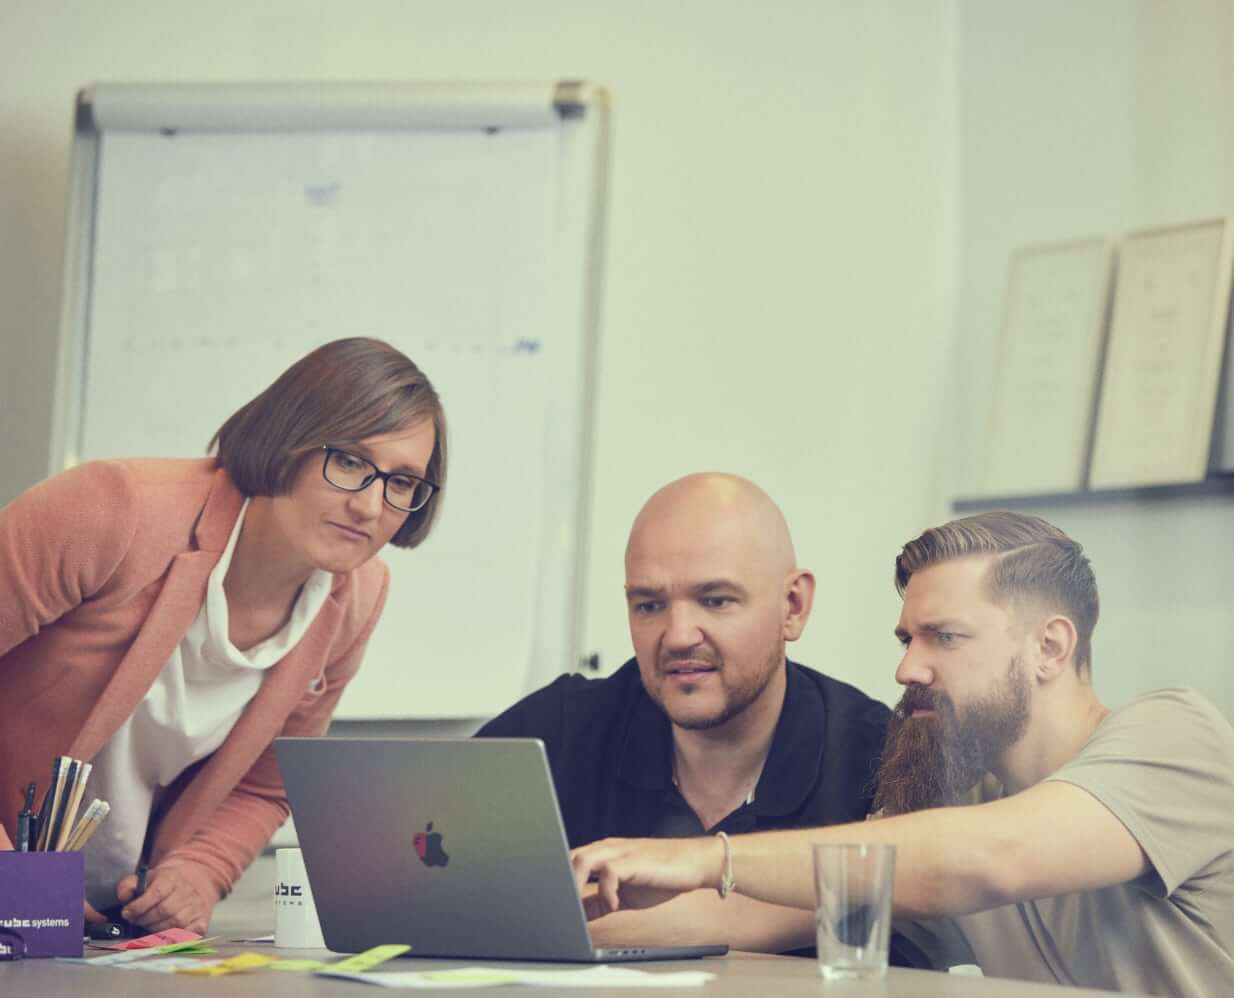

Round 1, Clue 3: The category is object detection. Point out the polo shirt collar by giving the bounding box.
[616,660,827,818]
[617,678,676,792]
[754,660,827,816]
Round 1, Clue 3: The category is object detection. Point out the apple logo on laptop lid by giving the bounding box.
[413,822,450,868]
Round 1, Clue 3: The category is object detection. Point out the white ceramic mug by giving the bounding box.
[274,847,326,949]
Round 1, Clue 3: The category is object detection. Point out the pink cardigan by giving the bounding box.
[0,458,389,906]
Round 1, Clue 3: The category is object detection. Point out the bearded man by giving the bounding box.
[572,512,1234,997]
[478,473,889,952]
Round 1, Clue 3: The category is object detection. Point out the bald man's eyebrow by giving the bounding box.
[625,585,667,600]
[692,579,747,598]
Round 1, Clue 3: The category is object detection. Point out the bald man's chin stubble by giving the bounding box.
[650,646,783,732]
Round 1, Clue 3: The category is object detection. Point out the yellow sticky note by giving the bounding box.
[326,944,411,972]
[176,952,277,976]
[268,959,331,972]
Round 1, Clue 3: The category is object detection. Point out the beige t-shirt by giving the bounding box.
[917,688,1234,997]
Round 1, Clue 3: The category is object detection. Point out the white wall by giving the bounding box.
[6,3,1229,722]
[952,0,1234,719]
[0,1,958,711]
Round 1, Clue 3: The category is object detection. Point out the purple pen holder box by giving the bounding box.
[0,851,84,957]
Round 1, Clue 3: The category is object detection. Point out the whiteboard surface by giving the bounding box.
[61,85,607,718]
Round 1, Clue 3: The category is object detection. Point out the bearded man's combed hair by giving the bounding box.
[893,512,1100,674]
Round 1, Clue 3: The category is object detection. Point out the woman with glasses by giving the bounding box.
[0,337,445,935]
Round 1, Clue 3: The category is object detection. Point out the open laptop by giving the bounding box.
[274,737,728,962]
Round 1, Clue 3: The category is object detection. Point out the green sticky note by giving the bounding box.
[327,943,412,972]
[155,937,219,955]
[422,969,522,985]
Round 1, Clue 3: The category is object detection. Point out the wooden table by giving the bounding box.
[0,939,1145,996]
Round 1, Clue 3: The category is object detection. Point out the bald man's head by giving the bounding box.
[626,473,797,581]
[624,473,815,732]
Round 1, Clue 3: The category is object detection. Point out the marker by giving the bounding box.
[16,782,36,852]
[34,757,66,850]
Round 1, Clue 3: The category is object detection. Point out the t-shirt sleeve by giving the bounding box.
[1045,688,1234,897]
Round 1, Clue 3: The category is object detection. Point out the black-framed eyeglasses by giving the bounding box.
[320,446,439,513]
[0,927,25,961]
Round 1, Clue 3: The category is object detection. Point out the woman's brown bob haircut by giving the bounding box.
[894,511,1099,672]
[210,337,446,550]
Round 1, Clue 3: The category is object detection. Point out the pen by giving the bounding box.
[16,782,36,852]
[46,758,79,852]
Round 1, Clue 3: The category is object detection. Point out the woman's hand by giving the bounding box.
[116,863,210,934]
[570,836,724,920]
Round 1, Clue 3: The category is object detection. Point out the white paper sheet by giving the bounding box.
[315,965,716,989]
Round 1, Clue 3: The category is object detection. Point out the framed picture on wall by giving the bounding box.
[1089,218,1234,489]
[978,238,1115,497]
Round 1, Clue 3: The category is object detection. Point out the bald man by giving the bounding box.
[476,474,889,952]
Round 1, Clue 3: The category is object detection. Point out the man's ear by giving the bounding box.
[783,569,816,642]
[1035,614,1078,682]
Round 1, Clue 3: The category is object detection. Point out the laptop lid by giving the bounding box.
[275,737,720,962]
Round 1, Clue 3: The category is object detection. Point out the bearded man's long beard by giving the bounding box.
[872,659,1030,817]
[871,705,986,816]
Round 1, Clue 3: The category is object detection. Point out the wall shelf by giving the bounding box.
[952,474,1234,512]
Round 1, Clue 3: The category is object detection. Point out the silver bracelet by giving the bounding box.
[715,831,735,899]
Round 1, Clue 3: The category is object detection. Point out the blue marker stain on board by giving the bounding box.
[305,182,341,206]
[513,339,542,354]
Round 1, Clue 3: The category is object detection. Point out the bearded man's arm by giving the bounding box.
[575,782,1147,919]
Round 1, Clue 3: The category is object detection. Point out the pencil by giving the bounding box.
[65,800,110,852]
[63,798,102,852]
[56,762,92,851]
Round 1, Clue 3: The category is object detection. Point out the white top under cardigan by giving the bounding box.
[84,500,332,909]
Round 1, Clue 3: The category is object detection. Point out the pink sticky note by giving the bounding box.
[122,928,202,949]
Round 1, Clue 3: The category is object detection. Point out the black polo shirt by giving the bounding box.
[475,658,889,848]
